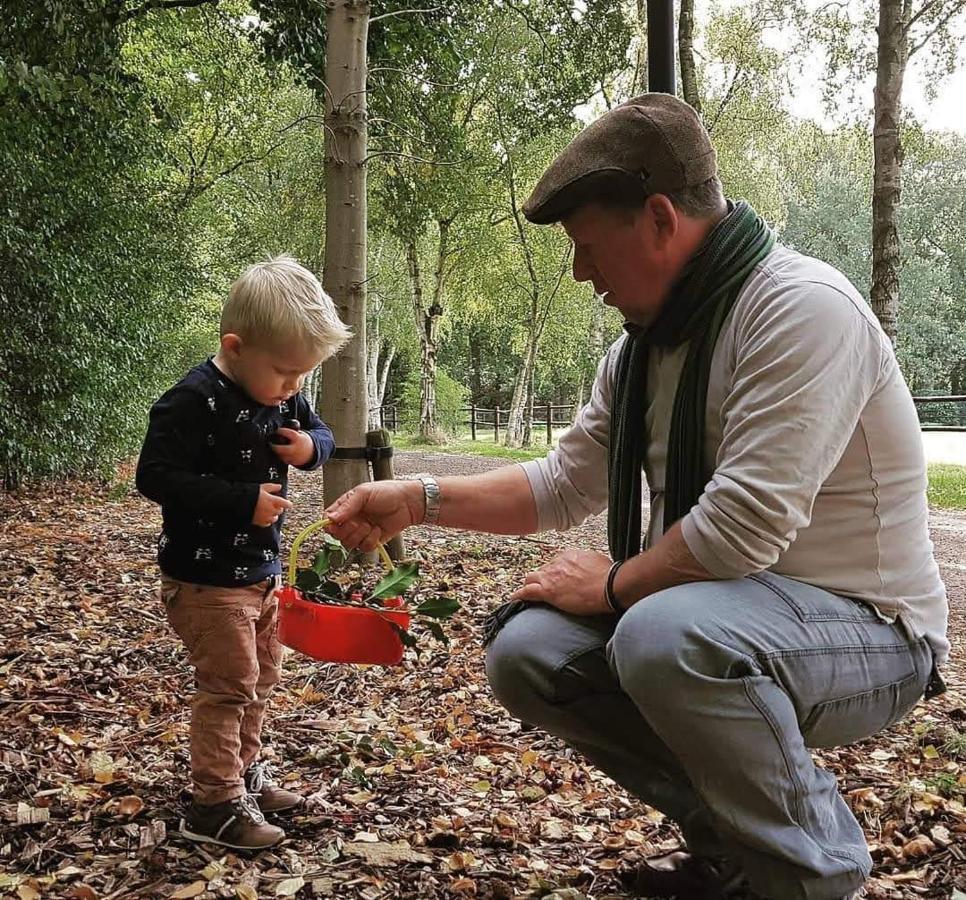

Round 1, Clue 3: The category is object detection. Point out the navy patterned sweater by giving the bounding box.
[136,359,335,586]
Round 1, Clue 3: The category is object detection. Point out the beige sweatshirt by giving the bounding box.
[521,245,949,663]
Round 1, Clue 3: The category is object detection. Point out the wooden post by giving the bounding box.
[366,429,405,561]
[545,402,552,445]
[494,406,501,444]
[391,405,397,432]
[470,402,477,441]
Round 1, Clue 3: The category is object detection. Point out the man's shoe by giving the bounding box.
[180,793,284,849]
[623,849,747,899]
[245,761,303,813]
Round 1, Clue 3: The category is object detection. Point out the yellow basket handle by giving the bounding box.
[287,518,394,586]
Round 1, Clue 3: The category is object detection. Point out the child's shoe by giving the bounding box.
[245,761,304,812]
[180,793,283,849]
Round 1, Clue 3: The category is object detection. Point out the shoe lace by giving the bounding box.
[247,760,275,794]
[235,792,267,825]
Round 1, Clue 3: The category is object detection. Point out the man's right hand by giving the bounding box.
[325,481,424,551]
[253,483,293,527]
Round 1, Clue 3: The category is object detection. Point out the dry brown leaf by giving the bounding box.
[344,840,432,867]
[900,835,936,859]
[445,851,477,872]
[67,886,98,900]
[449,878,477,896]
[235,886,257,900]
[275,877,304,897]
[169,882,207,899]
[116,795,144,817]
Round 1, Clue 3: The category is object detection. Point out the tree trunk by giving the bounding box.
[871,0,908,345]
[504,337,538,447]
[632,0,649,94]
[319,0,370,503]
[679,0,701,111]
[406,220,449,442]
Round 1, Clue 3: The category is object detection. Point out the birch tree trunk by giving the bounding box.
[871,0,908,345]
[679,0,701,111]
[320,0,370,503]
[406,222,449,442]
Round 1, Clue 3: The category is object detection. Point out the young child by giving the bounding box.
[136,255,350,849]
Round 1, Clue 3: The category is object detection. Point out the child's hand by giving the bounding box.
[271,428,315,467]
[253,483,293,527]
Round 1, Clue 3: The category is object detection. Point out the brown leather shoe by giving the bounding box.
[180,793,284,849]
[622,849,747,899]
[244,761,303,813]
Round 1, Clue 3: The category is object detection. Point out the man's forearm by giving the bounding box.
[433,464,539,535]
[612,520,715,609]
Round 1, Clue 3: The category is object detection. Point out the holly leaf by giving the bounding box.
[389,621,418,649]
[426,621,449,645]
[295,568,322,592]
[367,562,420,600]
[414,595,460,619]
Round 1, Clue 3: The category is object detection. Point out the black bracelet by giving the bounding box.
[604,560,626,616]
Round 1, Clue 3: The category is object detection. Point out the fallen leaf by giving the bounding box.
[519,785,546,803]
[445,851,477,872]
[116,795,144,817]
[169,883,206,899]
[235,886,257,900]
[343,840,432,867]
[275,877,304,897]
[901,835,936,859]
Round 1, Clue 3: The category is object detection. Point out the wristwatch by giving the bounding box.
[409,472,441,525]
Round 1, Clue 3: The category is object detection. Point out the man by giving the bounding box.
[325,94,948,900]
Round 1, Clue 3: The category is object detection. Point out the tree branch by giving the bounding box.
[907,0,966,57]
[116,0,217,23]
[369,6,443,24]
[364,150,461,166]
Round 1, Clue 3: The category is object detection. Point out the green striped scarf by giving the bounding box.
[607,200,775,562]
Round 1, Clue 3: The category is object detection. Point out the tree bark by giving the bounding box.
[632,0,649,94]
[871,0,908,345]
[679,0,701,112]
[319,0,370,503]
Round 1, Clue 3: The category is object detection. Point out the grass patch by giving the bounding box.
[392,433,549,463]
[928,463,966,510]
[391,440,966,507]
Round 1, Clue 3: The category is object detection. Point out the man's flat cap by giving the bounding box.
[522,93,717,224]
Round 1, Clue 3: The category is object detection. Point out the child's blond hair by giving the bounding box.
[222,255,351,359]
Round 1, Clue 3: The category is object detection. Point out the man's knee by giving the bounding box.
[610,581,753,699]
[485,609,556,718]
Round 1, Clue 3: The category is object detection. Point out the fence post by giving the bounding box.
[545,402,552,445]
[391,405,397,432]
[470,402,477,441]
[494,406,501,444]
[366,429,405,561]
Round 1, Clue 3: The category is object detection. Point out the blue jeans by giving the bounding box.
[485,572,934,900]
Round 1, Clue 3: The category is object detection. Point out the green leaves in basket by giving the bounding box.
[414,595,461,619]
[313,534,348,576]
[367,561,420,601]
[388,621,419,649]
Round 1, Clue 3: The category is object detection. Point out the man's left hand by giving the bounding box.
[510,549,613,616]
[271,429,315,467]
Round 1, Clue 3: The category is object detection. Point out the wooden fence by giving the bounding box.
[371,395,966,438]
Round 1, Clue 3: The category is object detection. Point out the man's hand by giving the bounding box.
[271,429,315,467]
[325,480,425,552]
[253,482,293,527]
[510,549,614,616]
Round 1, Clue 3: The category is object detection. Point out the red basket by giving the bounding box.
[276,587,411,666]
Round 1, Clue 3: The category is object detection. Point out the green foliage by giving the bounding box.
[927,464,966,510]
[399,369,468,437]
[0,0,200,487]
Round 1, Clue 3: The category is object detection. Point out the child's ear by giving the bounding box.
[220,333,243,356]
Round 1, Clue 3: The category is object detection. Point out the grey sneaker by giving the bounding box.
[244,761,303,813]
[180,793,284,849]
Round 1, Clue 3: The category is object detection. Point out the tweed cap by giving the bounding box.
[522,93,717,224]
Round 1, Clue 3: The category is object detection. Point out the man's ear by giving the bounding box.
[644,194,679,249]
[220,333,243,356]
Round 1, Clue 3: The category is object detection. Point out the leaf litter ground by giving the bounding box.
[1,451,964,899]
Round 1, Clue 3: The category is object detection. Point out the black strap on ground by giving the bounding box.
[330,446,395,462]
